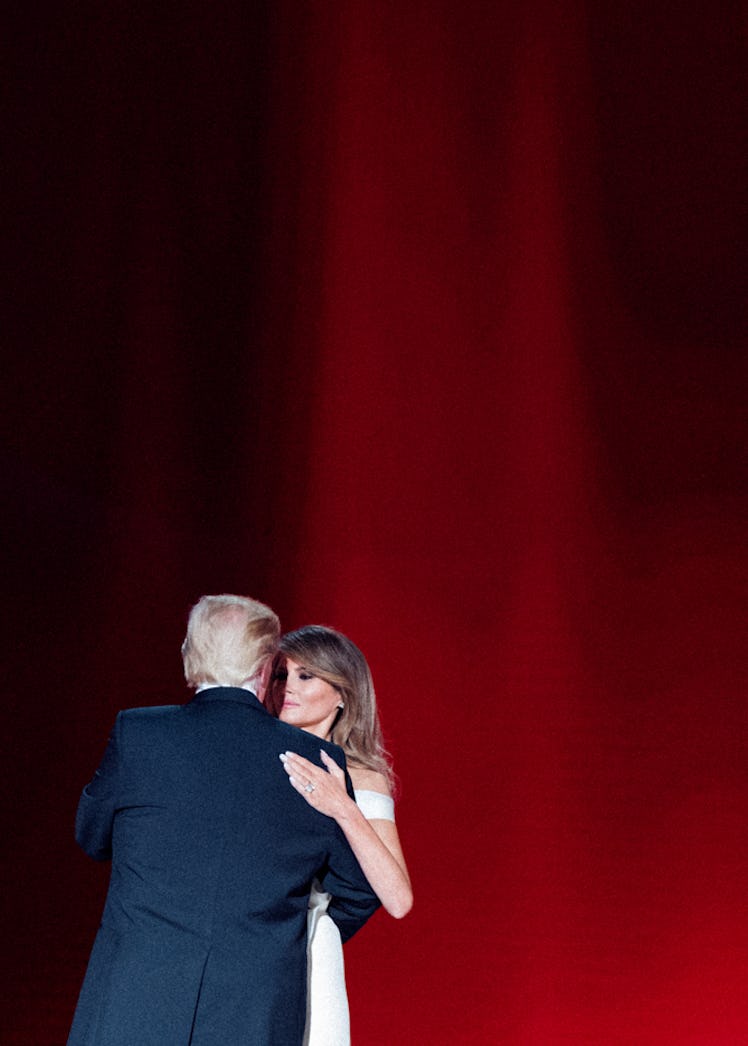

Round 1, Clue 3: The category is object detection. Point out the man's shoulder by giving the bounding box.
[116,704,184,732]
[271,718,347,767]
[119,703,183,720]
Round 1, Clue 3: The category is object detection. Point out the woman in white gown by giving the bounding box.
[268,626,413,1046]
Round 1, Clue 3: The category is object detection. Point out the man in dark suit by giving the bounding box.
[68,594,379,1045]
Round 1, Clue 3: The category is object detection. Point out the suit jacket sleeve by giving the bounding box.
[317,742,381,943]
[319,844,380,943]
[75,713,121,861]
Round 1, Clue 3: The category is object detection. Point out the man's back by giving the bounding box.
[68,687,378,1046]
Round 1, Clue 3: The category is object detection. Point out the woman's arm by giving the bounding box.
[280,750,413,919]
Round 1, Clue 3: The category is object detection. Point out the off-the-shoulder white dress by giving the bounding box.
[304,789,395,1046]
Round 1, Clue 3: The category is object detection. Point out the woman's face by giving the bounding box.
[277,657,342,739]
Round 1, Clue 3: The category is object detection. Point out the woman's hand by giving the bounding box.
[282,750,414,918]
[279,749,355,820]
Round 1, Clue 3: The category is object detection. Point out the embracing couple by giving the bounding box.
[67,594,412,1045]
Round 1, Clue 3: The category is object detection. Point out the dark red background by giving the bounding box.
[4,3,747,1043]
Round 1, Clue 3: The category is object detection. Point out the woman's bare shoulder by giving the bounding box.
[348,767,391,795]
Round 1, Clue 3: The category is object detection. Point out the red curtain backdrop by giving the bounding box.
[4,3,747,1043]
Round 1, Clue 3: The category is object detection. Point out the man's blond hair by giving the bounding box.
[181,594,280,689]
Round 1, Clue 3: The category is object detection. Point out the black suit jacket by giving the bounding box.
[68,687,379,1045]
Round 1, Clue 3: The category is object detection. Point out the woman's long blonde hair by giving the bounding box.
[267,625,394,790]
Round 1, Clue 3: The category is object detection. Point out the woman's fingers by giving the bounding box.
[279,749,343,779]
[279,749,348,817]
[279,752,318,789]
[319,749,344,778]
[287,773,314,797]
[279,751,324,799]
[280,751,316,776]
